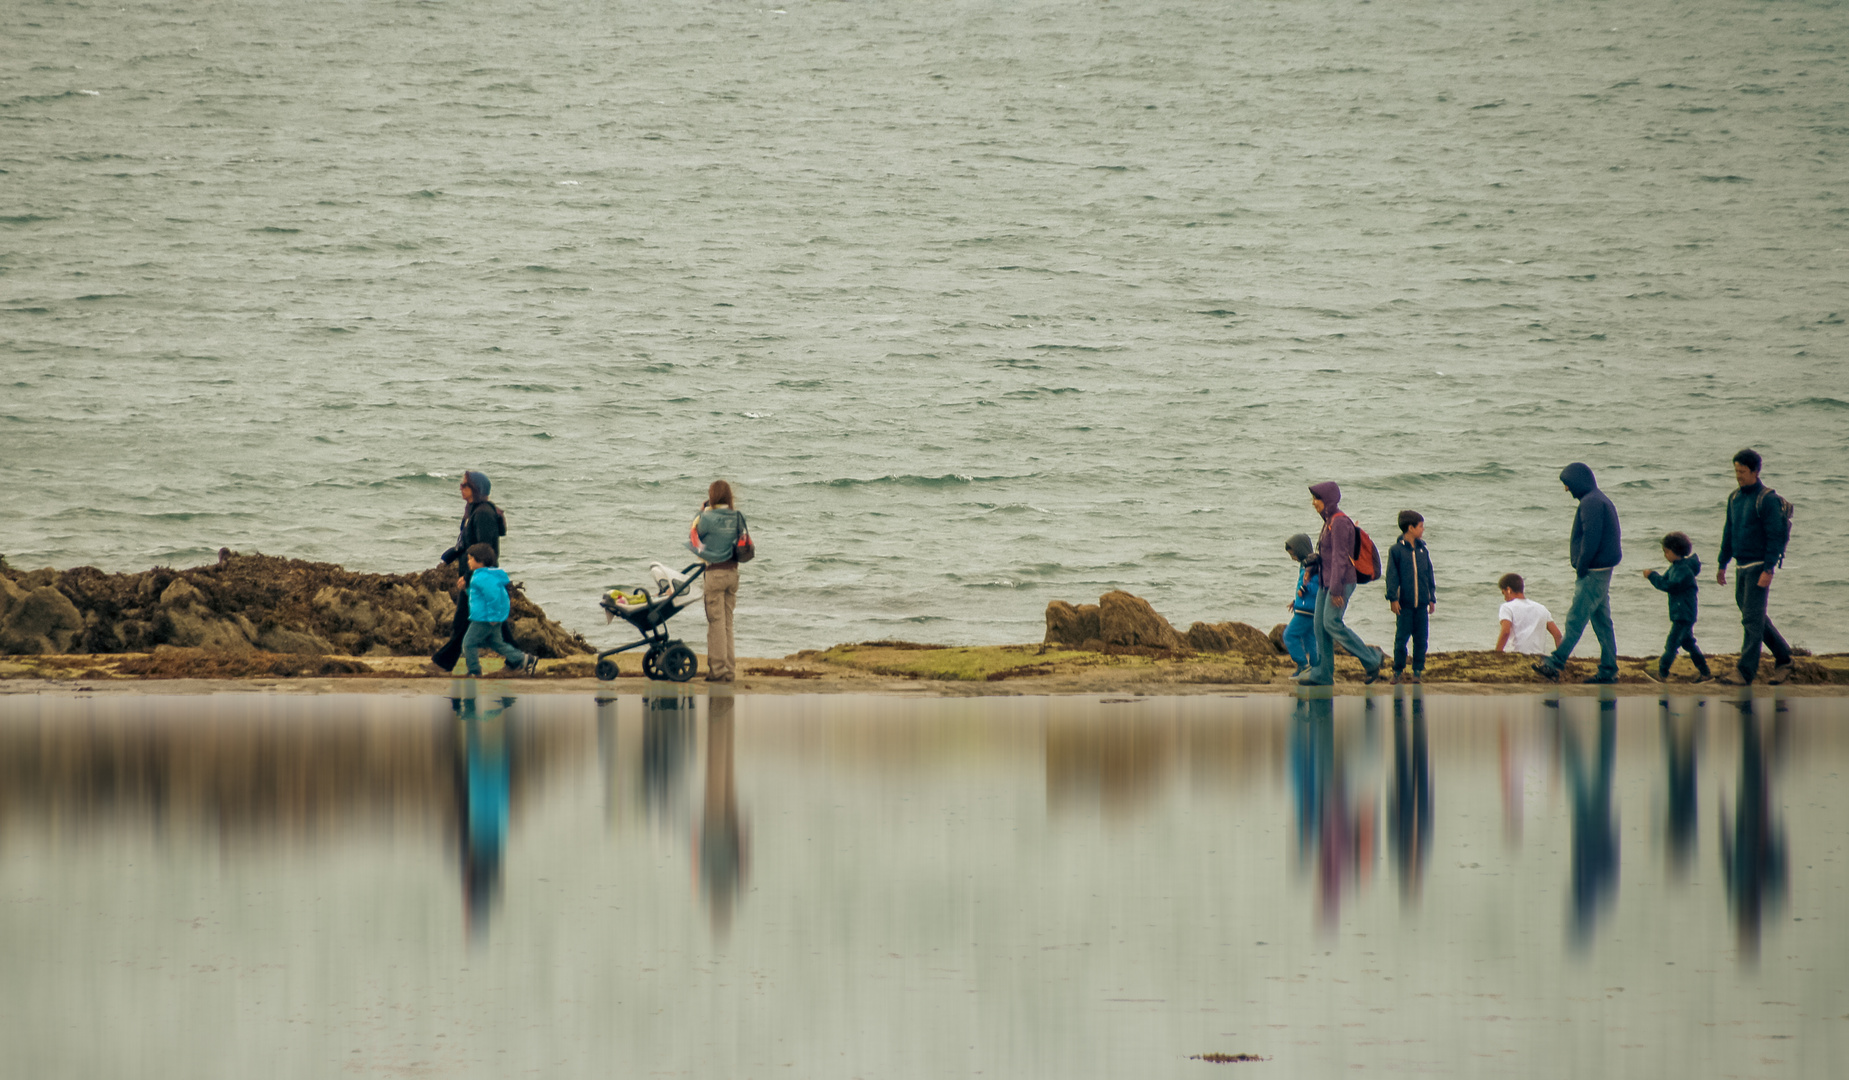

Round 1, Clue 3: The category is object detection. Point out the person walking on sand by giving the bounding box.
[1716,449,1794,686]
[688,480,748,683]
[432,470,508,675]
[1533,463,1622,684]
[1296,482,1385,686]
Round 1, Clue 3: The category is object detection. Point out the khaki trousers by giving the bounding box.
[703,566,739,680]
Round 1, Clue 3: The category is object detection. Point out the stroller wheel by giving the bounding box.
[641,645,664,680]
[660,643,697,683]
[594,658,620,682]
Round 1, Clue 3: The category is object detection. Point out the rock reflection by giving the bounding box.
[1719,698,1789,964]
[1388,693,1431,902]
[697,695,750,936]
[1563,698,1621,947]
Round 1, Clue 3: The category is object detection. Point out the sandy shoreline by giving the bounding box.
[3,643,1845,698]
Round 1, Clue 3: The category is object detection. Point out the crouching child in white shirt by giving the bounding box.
[1495,573,1564,655]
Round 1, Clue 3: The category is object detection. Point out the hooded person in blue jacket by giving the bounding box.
[1535,463,1623,683]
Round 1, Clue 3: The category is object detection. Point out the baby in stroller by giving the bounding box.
[595,562,707,682]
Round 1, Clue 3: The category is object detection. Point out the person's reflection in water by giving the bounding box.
[642,693,697,823]
[1389,692,1432,902]
[697,695,751,937]
[1290,690,1374,932]
[1563,697,1620,948]
[1720,697,1788,964]
[453,695,515,944]
[1660,698,1701,881]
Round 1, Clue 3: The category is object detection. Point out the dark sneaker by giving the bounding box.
[1531,662,1562,682]
[1582,674,1619,685]
[1691,672,1714,684]
[1390,672,1405,685]
[1717,669,1751,686]
[1769,663,1794,686]
[1363,668,1385,686]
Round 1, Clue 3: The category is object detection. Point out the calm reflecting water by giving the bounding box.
[0,691,1843,1077]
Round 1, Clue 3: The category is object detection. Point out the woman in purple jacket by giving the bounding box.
[1296,481,1385,686]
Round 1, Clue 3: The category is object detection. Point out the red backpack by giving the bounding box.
[1334,512,1382,584]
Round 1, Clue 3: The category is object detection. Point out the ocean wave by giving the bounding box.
[1378,463,1521,488]
[814,473,1029,489]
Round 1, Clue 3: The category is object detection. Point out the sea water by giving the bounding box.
[0,690,1842,1077]
[3,0,1846,658]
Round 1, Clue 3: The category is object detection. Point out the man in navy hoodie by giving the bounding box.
[1535,463,1623,684]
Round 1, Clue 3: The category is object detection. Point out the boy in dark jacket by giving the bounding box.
[1384,511,1437,684]
[1643,532,1711,683]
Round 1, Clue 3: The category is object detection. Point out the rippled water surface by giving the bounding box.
[0,690,1843,1077]
[3,0,1847,656]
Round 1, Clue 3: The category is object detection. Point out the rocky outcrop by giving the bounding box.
[1185,620,1279,662]
[1098,591,1190,652]
[1046,591,1275,660]
[0,551,592,658]
[0,573,85,655]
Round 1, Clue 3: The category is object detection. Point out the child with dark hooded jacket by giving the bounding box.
[1283,533,1321,678]
[1642,532,1711,682]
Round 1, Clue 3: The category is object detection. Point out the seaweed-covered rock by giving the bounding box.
[0,575,85,654]
[1184,620,1278,662]
[0,551,592,658]
[1097,590,1189,652]
[1044,600,1102,648]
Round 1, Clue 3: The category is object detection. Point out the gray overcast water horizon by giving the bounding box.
[2,0,1846,657]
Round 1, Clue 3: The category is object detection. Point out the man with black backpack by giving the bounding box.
[1717,449,1794,686]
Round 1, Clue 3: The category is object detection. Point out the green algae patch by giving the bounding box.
[818,643,1135,682]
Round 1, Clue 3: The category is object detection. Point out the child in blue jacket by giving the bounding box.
[463,543,537,677]
[1284,533,1321,678]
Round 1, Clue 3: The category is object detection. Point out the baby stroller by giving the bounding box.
[595,562,708,682]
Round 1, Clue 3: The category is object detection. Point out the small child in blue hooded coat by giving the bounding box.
[1283,533,1321,677]
[462,543,535,677]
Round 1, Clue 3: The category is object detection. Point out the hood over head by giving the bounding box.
[1559,463,1596,500]
[463,470,492,500]
[1285,533,1315,563]
[1308,481,1342,519]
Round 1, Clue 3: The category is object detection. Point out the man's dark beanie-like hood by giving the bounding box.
[1559,463,1597,500]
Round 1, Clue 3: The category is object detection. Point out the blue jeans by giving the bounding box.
[463,620,526,676]
[1734,572,1791,680]
[1306,582,1381,685]
[1283,612,1319,670]
[1546,569,1617,680]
